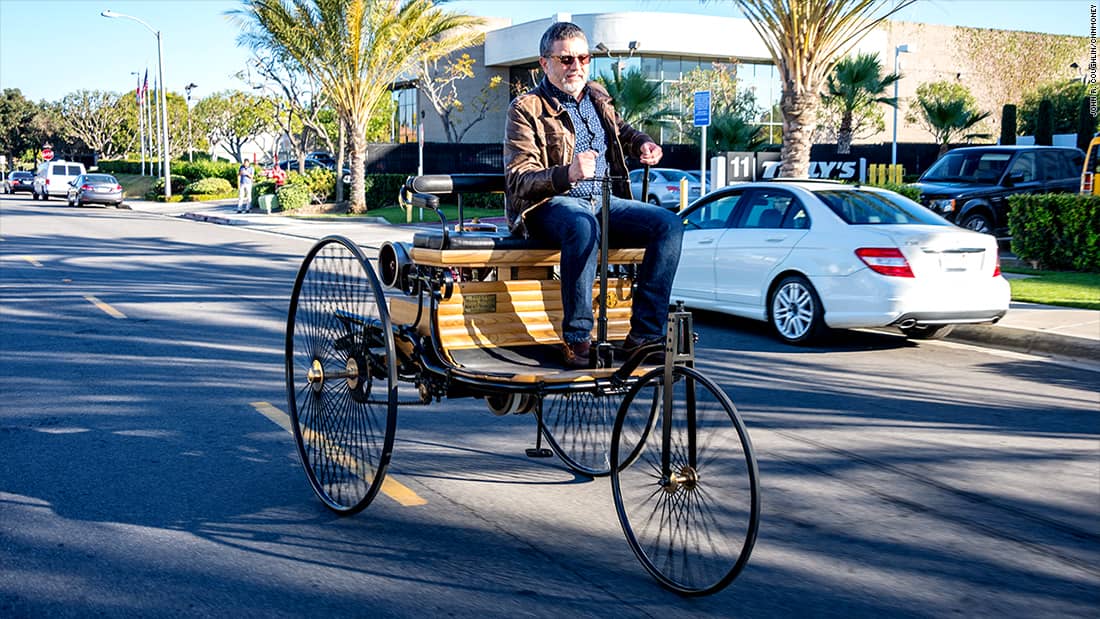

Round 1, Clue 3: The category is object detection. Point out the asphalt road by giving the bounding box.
[1,195,1097,618]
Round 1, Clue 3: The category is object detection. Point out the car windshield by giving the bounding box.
[816,190,949,225]
[86,174,117,183]
[921,151,1012,182]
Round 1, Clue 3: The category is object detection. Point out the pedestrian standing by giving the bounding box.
[237,160,254,213]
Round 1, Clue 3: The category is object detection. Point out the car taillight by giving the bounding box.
[114,184,122,191]
[855,247,914,277]
[1084,172,1093,193]
[666,185,679,192]
[993,253,1001,277]
[81,184,94,191]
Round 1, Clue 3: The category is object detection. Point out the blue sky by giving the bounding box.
[0,0,1091,103]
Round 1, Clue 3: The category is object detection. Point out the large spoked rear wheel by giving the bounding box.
[285,236,398,515]
[611,365,760,596]
[538,387,628,477]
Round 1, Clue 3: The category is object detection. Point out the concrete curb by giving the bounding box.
[947,324,1100,361]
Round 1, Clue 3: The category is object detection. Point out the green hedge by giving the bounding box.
[251,179,277,209]
[363,174,408,210]
[174,160,239,185]
[872,182,921,202]
[183,177,233,200]
[1008,193,1100,272]
[145,174,189,200]
[276,183,311,212]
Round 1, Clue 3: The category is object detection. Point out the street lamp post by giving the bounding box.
[892,43,911,166]
[102,9,172,197]
[184,82,197,163]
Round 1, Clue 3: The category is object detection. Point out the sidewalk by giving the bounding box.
[129,198,1100,365]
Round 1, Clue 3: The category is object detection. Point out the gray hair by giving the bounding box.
[539,22,587,57]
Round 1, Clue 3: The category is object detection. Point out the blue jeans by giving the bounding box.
[525,195,683,344]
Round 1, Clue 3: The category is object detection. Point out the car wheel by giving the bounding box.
[960,212,993,235]
[768,275,826,345]
[647,195,661,206]
[901,324,955,340]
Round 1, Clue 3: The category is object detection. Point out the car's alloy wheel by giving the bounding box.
[648,196,661,206]
[769,275,824,344]
[961,213,992,235]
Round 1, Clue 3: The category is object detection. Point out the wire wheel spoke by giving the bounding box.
[285,236,397,514]
[539,387,626,476]
[611,366,760,596]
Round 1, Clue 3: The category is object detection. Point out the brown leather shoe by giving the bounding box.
[561,340,591,368]
[619,332,665,362]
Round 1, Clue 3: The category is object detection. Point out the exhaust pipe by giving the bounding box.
[379,241,413,291]
[896,318,917,329]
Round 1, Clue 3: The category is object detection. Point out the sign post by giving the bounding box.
[693,90,711,194]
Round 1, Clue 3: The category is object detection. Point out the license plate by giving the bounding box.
[939,252,972,272]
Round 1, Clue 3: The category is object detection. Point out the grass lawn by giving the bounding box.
[1003,267,1100,310]
[115,173,156,199]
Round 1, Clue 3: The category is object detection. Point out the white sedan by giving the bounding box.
[672,180,1010,344]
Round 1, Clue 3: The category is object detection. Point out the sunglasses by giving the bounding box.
[545,54,592,67]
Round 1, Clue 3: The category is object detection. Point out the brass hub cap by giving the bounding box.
[307,359,324,393]
[663,465,700,494]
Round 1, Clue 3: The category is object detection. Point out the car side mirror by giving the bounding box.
[1003,172,1025,187]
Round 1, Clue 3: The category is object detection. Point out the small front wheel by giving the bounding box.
[538,388,626,477]
[612,365,760,596]
[286,235,398,515]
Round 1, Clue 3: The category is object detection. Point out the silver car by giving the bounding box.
[629,167,702,210]
[66,173,124,207]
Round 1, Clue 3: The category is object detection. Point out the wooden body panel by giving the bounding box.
[409,247,645,268]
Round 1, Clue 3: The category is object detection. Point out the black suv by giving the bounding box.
[910,146,1084,236]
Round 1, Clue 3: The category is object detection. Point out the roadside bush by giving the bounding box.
[301,167,336,203]
[182,177,233,201]
[251,179,277,209]
[362,174,407,210]
[1008,193,1100,272]
[276,182,311,212]
[98,160,143,175]
[145,174,188,201]
[175,160,238,185]
[870,182,921,202]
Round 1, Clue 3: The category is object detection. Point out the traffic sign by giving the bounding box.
[693,90,711,127]
[41,148,54,161]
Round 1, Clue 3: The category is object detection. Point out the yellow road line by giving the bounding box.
[83,295,126,319]
[250,401,426,507]
[23,256,43,267]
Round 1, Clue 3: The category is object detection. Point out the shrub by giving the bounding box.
[275,183,311,212]
[175,160,239,185]
[871,182,921,202]
[251,179,277,209]
[1008,193,1100,272]
[301,167,336,203]
[98,160,143,175]
[182,177,233,200]
[362,174,408,211]
[145,174,188,200]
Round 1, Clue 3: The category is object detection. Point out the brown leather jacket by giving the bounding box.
[504,78,655,236]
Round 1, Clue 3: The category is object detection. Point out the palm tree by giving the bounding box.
[824,52,900,154]
[595,67,672,138]
[230,0,482,213]
[709,113,766,152]
[917,99,992,156]
[731,0,914,177]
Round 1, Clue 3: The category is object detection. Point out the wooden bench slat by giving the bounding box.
[409,247,645,268]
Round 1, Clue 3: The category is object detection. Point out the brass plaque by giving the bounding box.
[463,294,497,314]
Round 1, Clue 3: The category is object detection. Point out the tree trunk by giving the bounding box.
[348,120,367,214]
[836,111,853,155]
[779,88,820,178]
[335,122,345,205]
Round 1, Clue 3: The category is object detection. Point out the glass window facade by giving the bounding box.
[392,86,418,143]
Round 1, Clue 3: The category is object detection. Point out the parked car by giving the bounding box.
[3,171,35,194]
[307,151,336,168]
[673,179,1010,344]
[32,160,87,200]
[278,157,351,182]
[65,173,124,207]
[910,145,1084,236]
[629,167,702,209]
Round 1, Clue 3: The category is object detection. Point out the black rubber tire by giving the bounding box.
[647,196,661,206]
[901,324,955,340]
[285,235,398,515]
[768,274,826,344]
[538,387,628,477]
[611,365,760,596]
[960,212,993,235]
